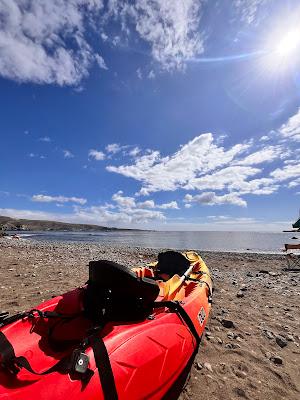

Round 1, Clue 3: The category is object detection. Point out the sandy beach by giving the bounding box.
[0,237,299,400]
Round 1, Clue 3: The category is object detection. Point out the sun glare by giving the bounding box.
[275,30,300,58]
[259,26,300,75]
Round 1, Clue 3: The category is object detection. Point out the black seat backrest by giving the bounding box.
[83,260,159,322]
[157,251,190,276]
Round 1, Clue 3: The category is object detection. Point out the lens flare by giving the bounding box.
[276,30,300,58]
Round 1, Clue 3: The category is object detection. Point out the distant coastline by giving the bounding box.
[0,216,142,233]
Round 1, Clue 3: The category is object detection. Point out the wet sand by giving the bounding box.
[0,238,299,400]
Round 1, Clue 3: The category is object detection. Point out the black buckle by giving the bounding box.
[71,349,90,374]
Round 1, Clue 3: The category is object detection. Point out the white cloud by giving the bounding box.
[157,201,179,209]
[233,0,269,25]
[136,68,142,79]
[89,149,105,160]
[184,192,247,207]
[259,135,270,142]
[107,133,251,195]
[148,70,155,79]
[234,146,282,166]
[288,178,300,188]
[32,194,87,205]
[100,32,108,42]
[105,143,122,154]
[63,149,74,159]
[75,204,166,224]
[137,200,155,209]
[112,191,136,208]
[95,54,108,70]
[38,136,51,142]
[28,152,46,159]
[137,199,179,209]
[278,108,300,141]
[129,146,141,157]
[270,164,300,181]
[0,0,105,85]
[106,132,289,203]
[107,0,203,71]
[112,191,179,211]
[0,0,204,83]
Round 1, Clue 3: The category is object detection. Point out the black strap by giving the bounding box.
[0,331,71,376]
[15,355,70,375]
[0,312,26,328]
[90,335,118,400]
[0,330,118,399]
[152,301,201,346]
[0,331,20,374]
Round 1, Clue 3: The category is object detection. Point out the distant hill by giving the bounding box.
[0,216,131,232]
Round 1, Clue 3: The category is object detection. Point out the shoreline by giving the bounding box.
[2,234,291,255]
[0,237,299,399]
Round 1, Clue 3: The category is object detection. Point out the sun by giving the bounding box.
[275,30,300,58]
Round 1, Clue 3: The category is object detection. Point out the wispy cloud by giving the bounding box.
[89,149,105,160]
[184,192,247,207]
[32,194,87,205]
[38,136,51,142]
[28,153,46,159]
[105,143,123,154]
[106,0,203,71]
[233,0,269,25]
[278,107,300,141]
[63,149,74,159]
[111,191,179,211]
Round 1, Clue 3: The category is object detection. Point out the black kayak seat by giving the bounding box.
[157,251,190,277]
[88,260,159,303]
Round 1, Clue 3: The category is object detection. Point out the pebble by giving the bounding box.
[234,387,247,397]
[195,362,203,370]
[237,291,244,298]
[270,355,283,365]
[269,271,278,277]
[227,331,237,339]
[263,330,274,340]
[276,335,288,348]
[225,343,241,349]
[235,370,247,379]
[221,319,235,329]
[203,362,213,372]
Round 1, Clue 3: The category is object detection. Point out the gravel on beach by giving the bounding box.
[0,237,299,400]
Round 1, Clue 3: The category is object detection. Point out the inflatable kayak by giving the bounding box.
[0,251,212,400]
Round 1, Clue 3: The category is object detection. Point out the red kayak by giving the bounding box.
[0,251,212,399]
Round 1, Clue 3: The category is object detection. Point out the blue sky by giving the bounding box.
[1,0,300,231]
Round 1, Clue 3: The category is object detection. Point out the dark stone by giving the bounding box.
[270,355,283,365]
[276,335,288,348]
[221,319,235,328]
[195,362,203,370]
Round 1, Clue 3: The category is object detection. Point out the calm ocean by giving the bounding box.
[16,230,300,254]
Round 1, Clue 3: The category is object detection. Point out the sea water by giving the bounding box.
[14,230,300,254]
